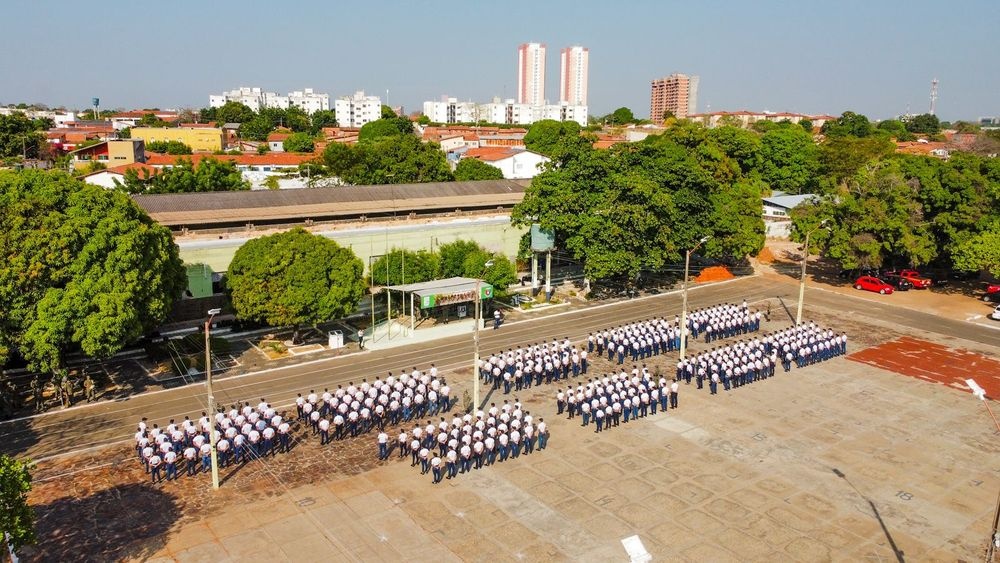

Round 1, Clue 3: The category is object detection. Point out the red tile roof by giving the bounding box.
[145,153,316,167]
[463,147,520,162]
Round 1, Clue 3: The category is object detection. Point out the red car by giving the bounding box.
[854,276,894,294]
[984,283,1000,302]
[886,269,932,289]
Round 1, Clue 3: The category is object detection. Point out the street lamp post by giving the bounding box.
[795,220,829,325]
[205,308,222,490]
[965,379,1000,560]
[472,260,494,411]
[679,236,710,361]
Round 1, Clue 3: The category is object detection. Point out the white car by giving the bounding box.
[992,305,1000,321]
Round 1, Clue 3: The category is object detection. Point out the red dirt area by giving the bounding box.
[694,266,734,283]
[756,247,776,264]
[848,335,1000,398]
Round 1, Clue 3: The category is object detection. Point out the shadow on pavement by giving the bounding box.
[0,415,39,458]
[27,483,179,562]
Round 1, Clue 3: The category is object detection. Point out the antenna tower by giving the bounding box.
[929,78,939,115]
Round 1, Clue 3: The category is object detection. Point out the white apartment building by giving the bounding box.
[209,86,329,113]
[334,91,382,128]
[559,46,589,106]
[517,42,546,106]
[459,98,587,127]
[423,97,478,124]
[287,88,330,113]
[0,107,77,127]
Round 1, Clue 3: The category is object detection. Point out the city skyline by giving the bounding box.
[1,0,997,121]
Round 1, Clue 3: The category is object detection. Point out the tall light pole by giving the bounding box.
[796,219,829,325]
[205,307,221,490]
[966,379,1000,560]
[679,236,710,360]
[472,259,495,411]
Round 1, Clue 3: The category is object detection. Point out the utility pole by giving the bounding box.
[679,236,710,360]
[796,220,829,325]
[204,308,222,490]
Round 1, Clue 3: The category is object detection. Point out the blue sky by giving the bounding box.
[2,0,997,120]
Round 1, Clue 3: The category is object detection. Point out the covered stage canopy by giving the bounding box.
[385,276,493,309]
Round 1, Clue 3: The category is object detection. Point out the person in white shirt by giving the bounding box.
[377,431,389,460]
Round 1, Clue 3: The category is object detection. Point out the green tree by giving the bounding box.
[821,111,873,137]
[0,113,46,159]
[310,110,337,134]
[952,222,1000,277]
[213,102,256,125]
[0,455,35,555]
[238,116,274,142]
[417,115,431,126]
[369,249,441,286]
[322,135,452,184]
[462,250,517,293]
[438,240,483,278]
[906,113,941,135]
[454,158,504,181]
[608,107,636,125]
[819,134,895,185]
[145,140,192,155]
[523,119,583,157]
[0,170,186,373]
[283,132,315,153]
[358,117,414,142]
[876,119,916,141]
[284,106,311,132]
[226,228,365,327]
[799,119,813,132]
[705,179,766,259]
[138,113,171,128]
[115,157,249,194]
[381,105,397,119]
[759,126,820,194]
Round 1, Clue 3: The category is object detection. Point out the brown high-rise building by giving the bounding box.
[650,73,699,120]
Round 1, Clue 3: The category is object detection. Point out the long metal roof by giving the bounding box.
[132,180,525,227]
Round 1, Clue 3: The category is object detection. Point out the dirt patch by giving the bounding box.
[694,266,734,283]
[757,247,776,264]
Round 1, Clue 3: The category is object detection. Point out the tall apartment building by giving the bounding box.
[559,46,589,106]
[209,86,329,113]
[423,97,477,124]
[649,74,699,120]
[334,91,382,128]
[517,42,546,106]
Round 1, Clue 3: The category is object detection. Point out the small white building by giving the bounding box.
[464,148,549,180]
[762,192,817,238]
[335,91,382,128]
[210,86,329,113]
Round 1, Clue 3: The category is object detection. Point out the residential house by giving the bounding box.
[461,147,549,180]
[131,126,224,152]
[68,139,145,171]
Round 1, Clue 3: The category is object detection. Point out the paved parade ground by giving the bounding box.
[12,277,1000,562]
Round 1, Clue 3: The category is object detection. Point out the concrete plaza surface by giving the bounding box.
[134,346,997,560]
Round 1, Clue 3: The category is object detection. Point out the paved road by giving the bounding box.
[4,276,998,461]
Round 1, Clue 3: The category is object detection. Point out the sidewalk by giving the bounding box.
[363,318,480,352]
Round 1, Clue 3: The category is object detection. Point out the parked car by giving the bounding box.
[983,283,1000,303]
[992,304,1000,321]
[839,267,880,280]
[854,276,894,294]
[884,269,932,289]
[882,274,914,291]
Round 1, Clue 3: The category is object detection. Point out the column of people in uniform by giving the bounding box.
[479,302,761,396]
[676,322,848,395]
[295,366,453,445]
[375,400,549,484]
[556,367,681,431]
[136,399,293,484]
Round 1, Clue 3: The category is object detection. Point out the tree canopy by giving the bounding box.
[145,140,192,155]
[0,170,186,373]
[321,135,453,185]
[0,455,35,554]
[358,117,414,142]
[213,101,256,125]
[523,119,585,157]
[283,132,315,153]
[0,112,48,159]
[226,228,366,327]
[906,113,941,135]
[369,249,441,286]
[114,157,249,194]
[453,158,504,181]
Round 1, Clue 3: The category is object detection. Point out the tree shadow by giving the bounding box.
[25,483,179,562]
[0,413,40,458]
